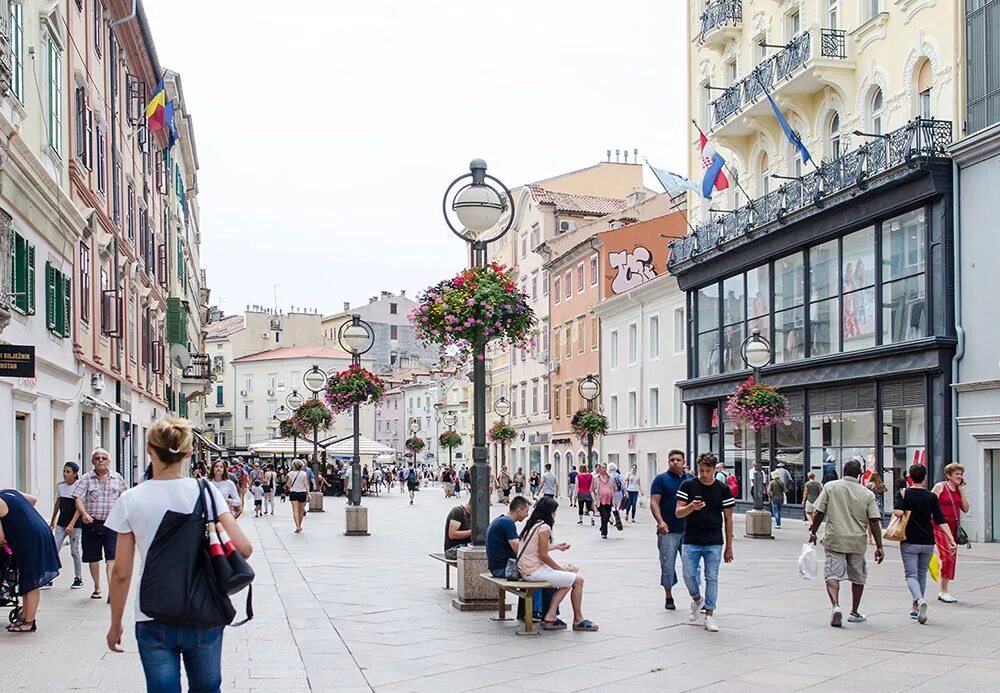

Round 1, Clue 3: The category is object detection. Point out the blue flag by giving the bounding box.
[165,100,179,149]
[648,163,701,197]
[766,91,811,165]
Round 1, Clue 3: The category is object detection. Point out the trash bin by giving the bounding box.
[309,491,324,512]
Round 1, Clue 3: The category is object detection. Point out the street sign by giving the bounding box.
[0,345,34,378]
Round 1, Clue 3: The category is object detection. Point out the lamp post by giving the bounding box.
[409,419,420,465]
[285,391,304,457]
[302,365,330,476]
[442,158,514,545]
[741,328,774,538]
[442,409,458,470]
[578,374,601,469]
[493,396,510,477]
[339,314,375,508]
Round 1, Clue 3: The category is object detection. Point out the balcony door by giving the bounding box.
[827,0,840,29]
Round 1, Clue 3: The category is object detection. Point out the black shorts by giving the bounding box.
[82,521,118,563]
[289,491,308,503]
[254,500,263,507]
[407,482,419,491]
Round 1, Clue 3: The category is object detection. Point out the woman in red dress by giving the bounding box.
[932,463,970,603]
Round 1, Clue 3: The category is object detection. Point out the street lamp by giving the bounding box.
[284,391,304,457]
[741,328,773,523]
[302,365,330,475]
[408,419,420,463]
[443,159,515,545]
[339,314,375,508]
[442,410,458,470]
[493,396,510,476]
[578,374,601,468]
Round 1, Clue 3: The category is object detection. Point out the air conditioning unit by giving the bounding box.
[267,389,275,396]
[535,350,549,364]
[559,220,575,233]
[261,331,270,339]
[240,389,248,397]
[549,361,560,374]
[91,373,105,391]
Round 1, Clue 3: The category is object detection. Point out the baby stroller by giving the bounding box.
[0,544,21,624]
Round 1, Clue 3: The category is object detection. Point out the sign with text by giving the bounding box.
[0,345,35,378]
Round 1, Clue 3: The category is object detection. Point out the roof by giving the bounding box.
[526,184,626,217]
[232,346,361,363]
[205,315,244,340]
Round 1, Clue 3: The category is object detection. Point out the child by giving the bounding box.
[251,479,264,517]
[46,462,84,589]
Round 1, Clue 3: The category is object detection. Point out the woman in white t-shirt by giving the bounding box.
[104,417,252,692]
[210,460,242,518]
[286,459,310,533]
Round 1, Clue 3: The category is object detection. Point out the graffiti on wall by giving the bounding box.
[609,246,657,294]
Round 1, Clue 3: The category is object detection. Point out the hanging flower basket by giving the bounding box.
[405,436,425,454]
[488,420,517,444]
[324,364,385,413]
[409,264,536,351]
[571,409,609,441]
[278,419,298,439]
[725,377,789,431]
[439,430,462,449]
[288,399,334,438]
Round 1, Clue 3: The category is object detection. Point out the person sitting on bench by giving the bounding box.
[486,495,531,577]
[443,499,472,560]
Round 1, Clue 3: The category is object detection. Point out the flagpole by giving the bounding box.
[690,119,756,204]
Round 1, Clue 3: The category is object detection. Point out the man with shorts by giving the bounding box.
[406,463,419,505]
[650,449,693,610]
[73,449,127,601]
[808,457,883,627]
[567,466,578,507]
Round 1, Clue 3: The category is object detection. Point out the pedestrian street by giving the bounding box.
[5,486,1000,692]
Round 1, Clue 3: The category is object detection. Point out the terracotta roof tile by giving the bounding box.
[205,315,245,339]
[526,184,626,216]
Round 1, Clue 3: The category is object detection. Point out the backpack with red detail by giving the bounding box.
[726,474,739,498]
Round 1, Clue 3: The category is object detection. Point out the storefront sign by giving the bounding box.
[0,345,34,378]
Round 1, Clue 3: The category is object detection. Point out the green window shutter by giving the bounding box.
[62,270,71,338]
[26,242,35,314]
[10,230,19,311]
[179,396,188,418]
[45,261,57,332]
[166,296,187,345]
[176,237,183,279]
[216,385,223,406]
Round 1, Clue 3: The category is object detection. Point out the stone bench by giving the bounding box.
[428,552,458,590]
[478,573,553,636]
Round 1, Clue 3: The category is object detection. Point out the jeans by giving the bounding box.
[771,500,782,527]
[53,525,82,579]
[136,620,224,693]
[681,544,723,611]
[598,504,612,537]
[657,531,684,589]
[900,543,934,602]
[627,491,639,520]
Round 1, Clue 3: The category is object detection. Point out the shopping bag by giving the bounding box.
[798,542,818,580]
[928,552,940,583]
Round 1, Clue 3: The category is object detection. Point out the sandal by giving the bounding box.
[6,620,36,633]
[90,591,103,600]
[573,619,599,632]
[541,618,567,630]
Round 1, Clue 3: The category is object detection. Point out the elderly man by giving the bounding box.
[73,449,127,600]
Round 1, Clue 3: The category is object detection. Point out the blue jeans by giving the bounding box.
[657,531,684,589]
[900,542,934,602]
[771,500,782,527]
[136,621,224,693]
[627,491,639,520]
[681,544,722,611]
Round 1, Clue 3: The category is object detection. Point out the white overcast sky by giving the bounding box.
[142,0,688,316]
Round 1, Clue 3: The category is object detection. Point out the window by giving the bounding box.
[127,185,135,241]
[75,87,87,164]
[966,0,1000,132]
[390,324,398,340]
[244,431,252,445]
[113,158,122,225]
[390,302,398,314]
[871,88,885,135]
[10,230,36,315]
[530,223,540,249]
[577,318,585,354]
[828,112,841,159]
[827,0,840,29]
[94,0,104,55]
[627,323,637,364]
[591,316,598,351]
[576,263,584,292]
[554,276,561,303]
[842,226,876,351]
[9,3,24,102]
[542,270,549,296]
[649,316,660,358]
[243,376,252,392]
[758,151,770,196]
[243,403,251,420]
[552,328,561,361]
[628,391,637,428]
[864,0,880,22]
[724,59,737,87]
[565,386,572,417]
[542,376,550,412]
[520,233,527,258]
[916,59,933,119]
[673,307,686,353]
[649,387,660,426]
[520,383,527,416]
[697,282,720,376]
[554,385,561,418]
[96,126,106,193]
[882,209,926,344]
[45,262,71,337]
[610,330,619,368]
[531,272,538,300]
[46,37,63,154]
[565,322,572,358]
[564,271,571,298]
[531,380,538,415]
[79,242,91,323]
[787,9,800,37]
[673,384,685,425]
[774,252,805,364]
[216,385,224,406]
[610,395,619,429]
[589,254,598,285]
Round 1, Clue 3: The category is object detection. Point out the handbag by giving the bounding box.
[883,510,910,542]
[945,487,971,547]
[202,480,256,596]
[505,523,542,581]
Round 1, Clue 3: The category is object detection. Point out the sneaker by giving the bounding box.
[591,518,595,526]
[664,597,676,611]
[71,578,84,590]
[848,611,867,623]
[577,521,583,525]
[704,615,719,632]
[689,598,704,623]
[937,592,957,603]
[910,610,919,619]
[831,606,843,628]
[39,582,53,590]
[917,600,928,624]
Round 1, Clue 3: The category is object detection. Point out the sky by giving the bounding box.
[142,0,688,317]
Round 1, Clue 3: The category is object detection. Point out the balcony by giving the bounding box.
[182,353,213,382]
[698,0,742,48]
[710,28,849,136]
[668,118,953,271]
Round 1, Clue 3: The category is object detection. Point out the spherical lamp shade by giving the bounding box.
[286,391,305,410]
[493,397,511,417]
[743,336,771,369]
[341,322,373,355]
[267,417,279,431]
[275,406,290,422]
[453,183,503,234]
[410,420,421,433]
[579,377,601,402]
[303,367,328,393]
[443,411,458,427]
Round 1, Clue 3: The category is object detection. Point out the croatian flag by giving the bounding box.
[699,133,730,199]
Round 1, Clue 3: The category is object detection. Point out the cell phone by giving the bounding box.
[694,496,703,503]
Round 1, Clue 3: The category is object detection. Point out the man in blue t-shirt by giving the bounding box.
[485,495,531,577]
[650,449,694,611]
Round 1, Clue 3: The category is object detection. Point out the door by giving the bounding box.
[14,414,29,491]
[991,450,1000,542]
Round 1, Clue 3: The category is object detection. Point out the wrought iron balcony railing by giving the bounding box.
[667,118,953,270]
[699,0,742,43]
[183,353,213,381]
[711,29,847,127]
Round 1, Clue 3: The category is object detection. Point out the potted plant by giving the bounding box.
[278,419,298,439]
[571,409,609,441]
[488,420,517,444]
[290,399,333,438]
[409,263,536,351]
[324,364,385,413]
[725,377,789,431]
[439,430,462,449]
[405,436,425,454]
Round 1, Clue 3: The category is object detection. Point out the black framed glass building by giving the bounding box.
[669,119,955,513]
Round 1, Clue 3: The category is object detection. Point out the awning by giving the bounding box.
[192,428,223,453]
[80,394,124,413]
[322,435,396,458]
[248,437,308,455]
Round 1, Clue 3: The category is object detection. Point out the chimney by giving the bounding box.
[400,289,406,297]
[343,301,350,311]
[381,290,391,298]
[606,149,611,162]
[370,296,377,304]
[625,186,647,208]
[609,219,624,230]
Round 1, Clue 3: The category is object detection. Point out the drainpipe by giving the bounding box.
[951,158,963,464]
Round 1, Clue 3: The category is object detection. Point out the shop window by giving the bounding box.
[721,274,745,372]
[842,226,876,350]
[773,252,805,364]
[696,283,720,376]
[882,209,926,344]
[809,240,839,357]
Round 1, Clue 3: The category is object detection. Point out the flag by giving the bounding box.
[699,132,730,199]
[648,163,701,197]
[165,100,179,149]
[146,79,167,133]
[766,91,811,164]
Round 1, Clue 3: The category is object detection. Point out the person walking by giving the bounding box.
[407,463,420,505]
[931,463,970,603]
[650,450,694,610]
[529,470,541,500]
[568,466,578,507]
[541,463,559,499]
[675,453,735,632]
[104,417,252,691]
[286,460,310,533]
[73,449,127,601]
[625,464,643,523]
[209,460,242,517]
[0,489,61,632]
[277,467,288,503]
[607,464,626,531]
[594,464,616,539]
[46,462,84,590]
[896,463,956,624]
[514,468,526,496]
[808,457,884,627]
[802,472,823,527]
[769,472,785,529]
[262,464,276,516]
[499,467,512,504]
[866,472,887,544]
[576,465,594,525]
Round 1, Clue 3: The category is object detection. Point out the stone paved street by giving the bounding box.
[6,486,1000,692]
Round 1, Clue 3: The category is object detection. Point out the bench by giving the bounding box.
[429,553,458,590]
[479,573,553,635]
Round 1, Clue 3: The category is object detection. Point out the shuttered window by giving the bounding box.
[45,262,71,338]
[166,296,188,345]
[967,0,1000,132]
[10,230,35,314]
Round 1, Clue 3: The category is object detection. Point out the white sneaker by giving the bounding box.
[831,606,843,628]
[937,592,957,603]
[917,599,928,624]
[688,598,704,623]
[848,611,867,623]
[704,615,719,632]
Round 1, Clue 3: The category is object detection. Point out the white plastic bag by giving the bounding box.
[798,542,818,580]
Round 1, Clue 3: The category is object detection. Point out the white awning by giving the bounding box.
[323,435,396,458]
[80,394,124,414]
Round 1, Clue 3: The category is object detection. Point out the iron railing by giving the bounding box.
[711,29,846,128]
[667,118,953,270]
[183,353,212,381]
[699,0,742,42]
